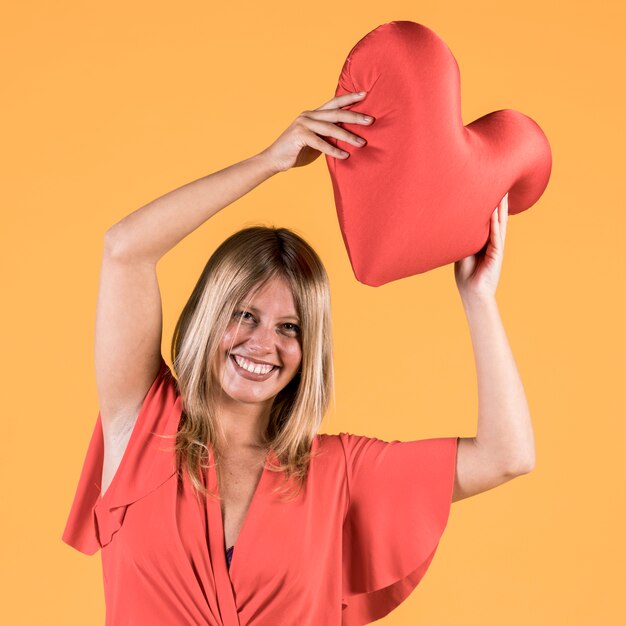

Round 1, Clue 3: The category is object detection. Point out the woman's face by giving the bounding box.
[215,276,302,406]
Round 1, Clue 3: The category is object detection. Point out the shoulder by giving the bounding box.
[312,433,343,466]
[314,431,374,463]
[317,432,370,444]
[315,431,355,449]
[318,431,378,450]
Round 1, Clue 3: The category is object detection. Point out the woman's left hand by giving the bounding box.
[454,193,509,299]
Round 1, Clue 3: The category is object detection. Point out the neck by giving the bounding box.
[215,395,272,450]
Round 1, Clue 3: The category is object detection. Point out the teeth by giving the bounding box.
[233,355,274,375]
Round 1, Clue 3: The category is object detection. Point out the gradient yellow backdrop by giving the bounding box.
[1,1,624,624]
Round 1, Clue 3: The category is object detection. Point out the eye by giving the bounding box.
[233,310,300,334]
[233,310,255,321]
[283,322,301,334]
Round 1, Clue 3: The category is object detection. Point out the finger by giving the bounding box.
[316,91,367,111]
[495,206,505,250]
[491,208,500,245]
[303,107,374,126]
[500,193,508,241]
[494,198,503,231]
[306,131,350,159]
[299,116,367,148]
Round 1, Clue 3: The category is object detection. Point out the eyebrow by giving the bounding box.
[243,305,301,324]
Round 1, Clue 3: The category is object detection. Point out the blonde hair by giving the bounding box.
[167,225,334,502]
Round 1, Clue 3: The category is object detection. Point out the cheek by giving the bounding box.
[217,329,238,373]
[283,342,302,367]
[220,325,248,350]
[220,329,234,350]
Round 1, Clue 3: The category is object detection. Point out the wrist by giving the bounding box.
[459,289,497,308]
[254,149,282,177]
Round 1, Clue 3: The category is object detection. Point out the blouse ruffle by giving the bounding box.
[339,433,459,625]
[61,357,182,555]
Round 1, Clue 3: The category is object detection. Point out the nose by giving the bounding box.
[244,323,276,355]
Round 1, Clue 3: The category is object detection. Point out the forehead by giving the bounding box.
[241,278,300,320]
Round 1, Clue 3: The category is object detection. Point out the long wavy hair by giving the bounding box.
[167,225,334,502]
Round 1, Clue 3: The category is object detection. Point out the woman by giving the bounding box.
[62,91,535,625]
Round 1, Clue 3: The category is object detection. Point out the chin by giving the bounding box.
[223,385,277,403]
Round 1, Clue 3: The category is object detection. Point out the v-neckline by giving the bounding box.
[209,446,272,577]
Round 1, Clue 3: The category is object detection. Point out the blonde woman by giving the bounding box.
[62,91,535,625]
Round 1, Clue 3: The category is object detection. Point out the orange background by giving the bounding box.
[2,1,624,624]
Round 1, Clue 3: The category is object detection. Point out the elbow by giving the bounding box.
[505,452,536,476]
[103,225,144,262]
[103,226,126,259]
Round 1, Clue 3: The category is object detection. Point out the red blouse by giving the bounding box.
[62,357,459,625]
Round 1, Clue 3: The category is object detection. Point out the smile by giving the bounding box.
[230,354,278,380]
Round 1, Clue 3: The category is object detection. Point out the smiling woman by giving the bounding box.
[170,226,334,503]
[62,88,465,626]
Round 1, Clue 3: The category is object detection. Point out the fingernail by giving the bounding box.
[357,91,366,96]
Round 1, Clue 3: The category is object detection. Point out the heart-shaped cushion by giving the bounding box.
[324,21,552,287]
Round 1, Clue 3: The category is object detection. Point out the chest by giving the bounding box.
[106,447,346,625]
[216,453,266,550]
[112,434,347,621]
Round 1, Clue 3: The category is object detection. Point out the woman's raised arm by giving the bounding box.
[95,153,280,428]
[95,91,373,437]
[104,90,372,264]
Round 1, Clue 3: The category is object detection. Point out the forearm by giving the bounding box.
[461,293,536,473]
[105,150,279,263]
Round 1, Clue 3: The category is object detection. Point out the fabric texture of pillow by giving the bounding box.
[324,20,552,287]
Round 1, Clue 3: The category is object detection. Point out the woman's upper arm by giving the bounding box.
[452,436,528,502]
[95,230,164,423]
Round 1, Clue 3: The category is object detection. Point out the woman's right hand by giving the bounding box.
[259,91,374,174]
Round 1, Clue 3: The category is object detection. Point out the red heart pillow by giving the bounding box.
[324,21,552,287]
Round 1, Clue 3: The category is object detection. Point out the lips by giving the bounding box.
[230,354,278,381]
[231,354,277,367]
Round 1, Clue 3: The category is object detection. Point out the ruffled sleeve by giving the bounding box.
[339,433,459,625]
[61,356,182,555]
